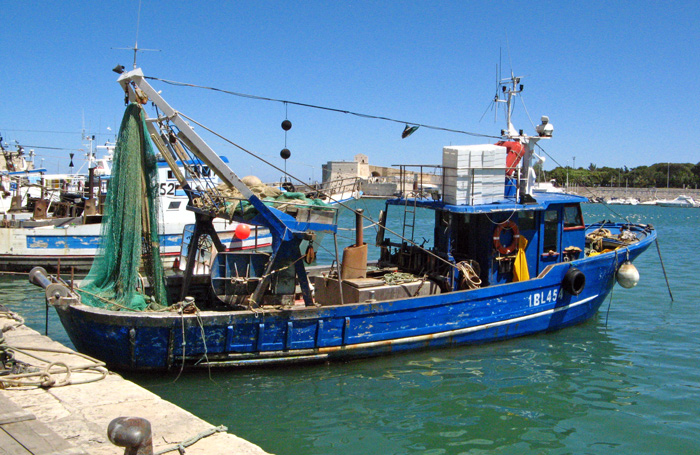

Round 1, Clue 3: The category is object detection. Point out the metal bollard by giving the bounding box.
[108,416,153,455]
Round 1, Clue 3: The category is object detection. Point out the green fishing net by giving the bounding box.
[79,103,168,311]
[226,192,332,220]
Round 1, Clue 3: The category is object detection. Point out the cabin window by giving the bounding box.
[517,211,536,231]
[167,170,174,179]
[542,209,559,253]
[167,201,181,210]
[563,204,584,230]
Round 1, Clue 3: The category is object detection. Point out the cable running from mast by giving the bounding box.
[144,76,500,140]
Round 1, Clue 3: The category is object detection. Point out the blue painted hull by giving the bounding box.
[54,228,654,371]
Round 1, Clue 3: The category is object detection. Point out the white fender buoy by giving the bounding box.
[616,261,640,289]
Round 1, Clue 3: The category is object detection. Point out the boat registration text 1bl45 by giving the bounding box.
[528,289,559,307]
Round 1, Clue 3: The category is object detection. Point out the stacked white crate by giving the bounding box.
[442,144,507,205]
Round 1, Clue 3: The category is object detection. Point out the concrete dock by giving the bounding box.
[0,311,271,455]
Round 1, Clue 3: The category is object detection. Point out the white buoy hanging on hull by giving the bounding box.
[616,261,640,288]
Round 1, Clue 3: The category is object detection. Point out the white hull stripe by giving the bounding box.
[190,295,600,367]
[319,294,599,354]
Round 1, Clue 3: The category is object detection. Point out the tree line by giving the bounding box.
[538,162,700,189]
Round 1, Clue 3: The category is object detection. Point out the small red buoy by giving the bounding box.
[235,224,251,240]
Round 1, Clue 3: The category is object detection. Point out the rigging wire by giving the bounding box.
[172,112,466,274]
[515,91,625,220]
[654,238,674,302]
[519,94,538,132]
[143,77,631,274]
[534,141,631,223]
[604,249,618,330]
[144,76,500,140]
[178,112,308,187]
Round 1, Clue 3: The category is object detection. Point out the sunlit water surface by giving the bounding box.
[4,201,698,454]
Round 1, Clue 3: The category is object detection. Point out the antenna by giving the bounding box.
[505,31,514,76]
[494,71,525,138]
[112,0,160,68]
[495,55,500,123]
[478,63,499,123]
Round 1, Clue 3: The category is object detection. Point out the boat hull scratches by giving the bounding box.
[193,294,599,369]
[56,290,603,371]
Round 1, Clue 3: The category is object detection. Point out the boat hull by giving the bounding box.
[657,202,694,208]
[52,230,653,371]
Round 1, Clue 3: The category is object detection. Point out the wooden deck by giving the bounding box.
[0,393,86,455]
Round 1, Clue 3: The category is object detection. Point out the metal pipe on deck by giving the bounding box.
[355,208,364,246]
[28,267,51,289]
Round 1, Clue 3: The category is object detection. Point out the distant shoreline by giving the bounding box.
[358,186,700,203]
[565,185,699,202]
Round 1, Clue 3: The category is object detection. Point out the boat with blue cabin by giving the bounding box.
[31,67,656,371]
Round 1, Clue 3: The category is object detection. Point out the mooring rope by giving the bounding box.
[0,337,108,389]
[153,425,229,455]
[654,238,674,302]
[604,250,619,330]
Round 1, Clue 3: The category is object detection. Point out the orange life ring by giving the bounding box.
[493,220,520,255]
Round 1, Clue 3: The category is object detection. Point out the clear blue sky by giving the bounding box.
[1,1,698,182]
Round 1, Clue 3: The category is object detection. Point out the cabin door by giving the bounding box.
[538,209,560,274]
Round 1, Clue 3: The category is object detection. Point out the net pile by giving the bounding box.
[79,103,168,311]
[216,180,332,220]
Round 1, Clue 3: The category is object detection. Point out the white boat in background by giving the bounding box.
[657,195,697,208]
[0,146,269,272]
[0,140,40,214]
[533,179,565,193]
[0,138,356,272]
[0,140,113,216]
[606,197,639,205]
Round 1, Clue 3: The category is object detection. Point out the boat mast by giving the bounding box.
[117,68,290,236]
[116,68,337,307]
[496,72,521,139]
[496,73,552,201]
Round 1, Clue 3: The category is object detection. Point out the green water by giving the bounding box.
[4,201,699,454]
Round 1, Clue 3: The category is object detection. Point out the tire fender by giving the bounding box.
[562,267,586,295]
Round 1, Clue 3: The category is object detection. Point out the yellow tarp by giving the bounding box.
[513,235,530,282]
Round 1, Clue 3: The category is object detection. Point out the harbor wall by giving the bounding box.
[566,186,700,202]
[360,181,397,197]
[359,183,700,202]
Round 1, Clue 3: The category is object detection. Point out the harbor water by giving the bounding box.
[3,200,699,454]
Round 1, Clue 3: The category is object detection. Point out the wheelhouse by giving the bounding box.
[380,192,588,291]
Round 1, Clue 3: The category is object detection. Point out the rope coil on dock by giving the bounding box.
[1,310,108,389]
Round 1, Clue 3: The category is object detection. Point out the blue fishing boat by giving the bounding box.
[31,68,656,371]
